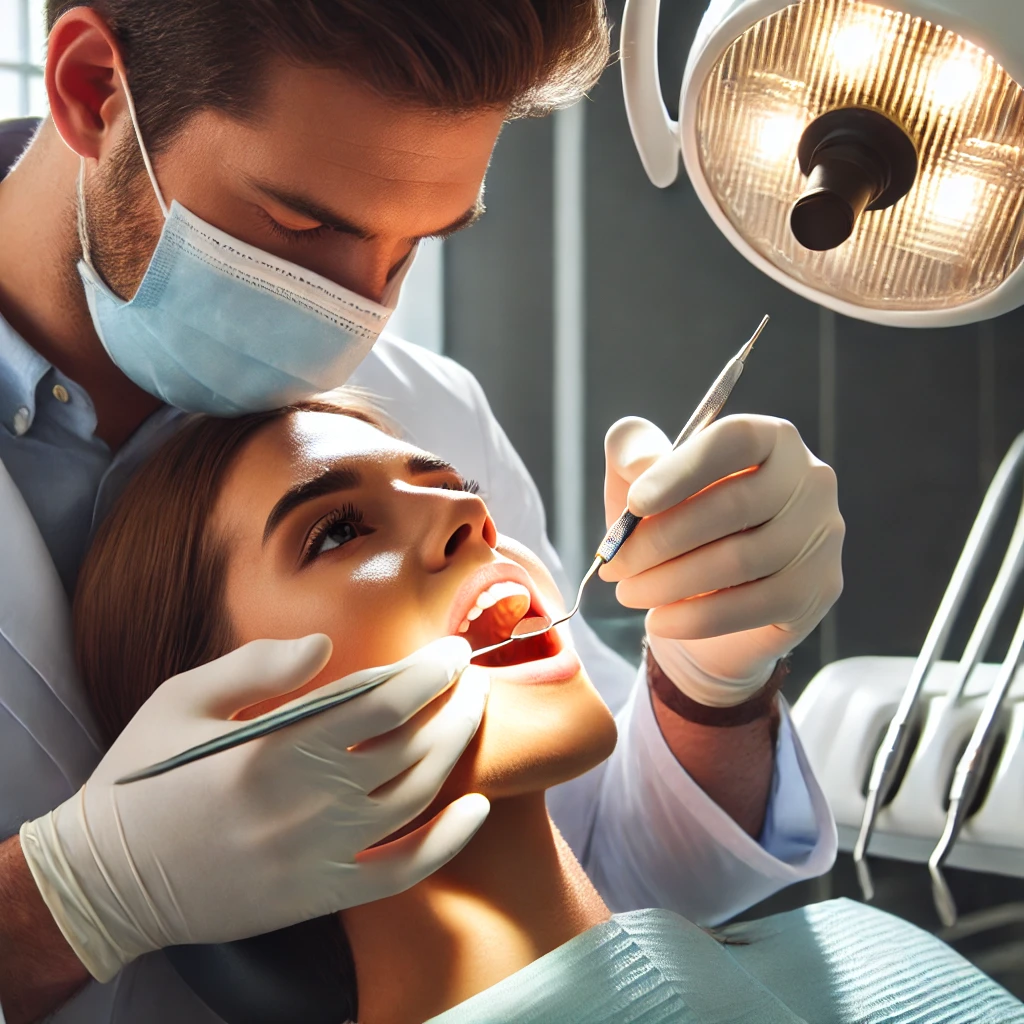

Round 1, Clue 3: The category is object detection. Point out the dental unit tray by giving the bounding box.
[792,655,1024,878]
[792,430,1024,882]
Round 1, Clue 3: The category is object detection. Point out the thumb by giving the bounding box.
[605,417,671,526]
[350,793,490,903]
[170,635,334,719]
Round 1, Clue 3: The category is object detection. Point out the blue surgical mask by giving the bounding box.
[76,77,414,415]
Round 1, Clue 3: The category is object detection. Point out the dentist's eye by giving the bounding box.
[303,504,368,563]
[258,208,332,244]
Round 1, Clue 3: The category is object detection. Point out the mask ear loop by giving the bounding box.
[116,67,169,218]
[76,158,93,266]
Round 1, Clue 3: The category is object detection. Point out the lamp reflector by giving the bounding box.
[694,0,1024,312]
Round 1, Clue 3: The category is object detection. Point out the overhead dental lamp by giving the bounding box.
[621,0,1024,326]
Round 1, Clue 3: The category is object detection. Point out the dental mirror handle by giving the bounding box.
[596,314,768,566]
[115,667,403,784]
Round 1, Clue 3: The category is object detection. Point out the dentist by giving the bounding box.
[0,1,843,1022]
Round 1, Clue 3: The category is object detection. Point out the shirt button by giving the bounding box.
[52,384,70,404]
[12,406,31,436]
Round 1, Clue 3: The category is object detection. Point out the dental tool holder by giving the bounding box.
[793,655,1024,877]
[793,429,1024,878]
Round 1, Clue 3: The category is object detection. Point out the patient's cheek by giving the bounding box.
[233,675,330,720]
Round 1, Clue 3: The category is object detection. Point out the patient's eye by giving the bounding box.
[440,478,480,495]
[303,504,367,563]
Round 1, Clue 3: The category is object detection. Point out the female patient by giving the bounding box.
[73,395,1024,1024]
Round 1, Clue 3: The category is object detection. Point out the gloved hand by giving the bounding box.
[602,415,844,707]
[19,634,489,982]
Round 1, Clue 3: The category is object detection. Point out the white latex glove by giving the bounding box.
[602,415,844,706]
[20,634,489,982]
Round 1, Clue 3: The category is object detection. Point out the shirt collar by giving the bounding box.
[0,311,49,436]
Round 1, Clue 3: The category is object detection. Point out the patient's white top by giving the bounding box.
[0,325,836,1023]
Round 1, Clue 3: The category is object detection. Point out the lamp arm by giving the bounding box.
[621,0,680,188]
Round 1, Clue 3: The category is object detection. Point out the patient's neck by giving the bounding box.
[341,793,609,1024]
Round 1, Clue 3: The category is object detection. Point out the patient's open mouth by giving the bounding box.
[451,578,562,669]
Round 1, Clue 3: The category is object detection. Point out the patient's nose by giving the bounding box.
[425,495,496,572]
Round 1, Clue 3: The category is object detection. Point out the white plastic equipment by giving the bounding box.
[621,0,1024,328]
[792,656,1024,877]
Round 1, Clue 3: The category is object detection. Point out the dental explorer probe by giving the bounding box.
[117,314,768,786]
[470,313,770,659]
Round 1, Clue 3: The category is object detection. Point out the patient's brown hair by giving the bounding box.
[73,393,386,744]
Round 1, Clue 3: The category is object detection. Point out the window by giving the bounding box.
[0,0,46,121]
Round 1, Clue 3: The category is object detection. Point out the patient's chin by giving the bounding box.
[365,663,616,853]
[443,668,618,802]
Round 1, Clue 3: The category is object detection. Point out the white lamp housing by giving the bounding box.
[622,0,1024,327]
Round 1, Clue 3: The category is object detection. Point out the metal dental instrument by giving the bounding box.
[115,665,410,784]
[929,605,1024,926]
[118,314,768,785]
[854,431,1024,900]
[472,313,769,659]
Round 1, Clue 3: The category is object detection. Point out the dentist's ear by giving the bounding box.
[45,7,128,160]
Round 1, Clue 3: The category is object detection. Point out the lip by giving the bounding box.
[484,640,582,686]
[447,559,550,636]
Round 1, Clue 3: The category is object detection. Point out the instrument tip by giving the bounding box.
[737,314,769,363]
[929,862,958,928]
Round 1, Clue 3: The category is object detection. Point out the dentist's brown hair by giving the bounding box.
[45,0,610,155]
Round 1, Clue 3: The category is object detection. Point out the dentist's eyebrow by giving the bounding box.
[263,466,361,546]
[249,178,485,241]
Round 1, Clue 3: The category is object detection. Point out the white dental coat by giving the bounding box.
[0,334,836,1023]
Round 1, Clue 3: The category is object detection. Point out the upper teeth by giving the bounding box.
[457,580,531,633]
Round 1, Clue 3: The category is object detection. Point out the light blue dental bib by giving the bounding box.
[78,201,393,415]
[427,899,1024,1024]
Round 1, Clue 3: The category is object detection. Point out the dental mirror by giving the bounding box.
[468,559,603,660]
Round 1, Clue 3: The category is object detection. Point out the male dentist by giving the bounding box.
[0,1,844,1021]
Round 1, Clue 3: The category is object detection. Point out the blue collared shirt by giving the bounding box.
[0,314,181,595]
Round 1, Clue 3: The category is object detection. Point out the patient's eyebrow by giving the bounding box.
[406,454,459,477]
[263,466,361,545]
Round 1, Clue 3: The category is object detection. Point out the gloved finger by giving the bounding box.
[612,476,835,608]
[170,635,334,719]
[604,417,672,527]
[364,668,489,829]
[348,794,490,905]
[265,635,473,749]
[600,451,803,583]
[645,529,844,640]
[345,666,490,792]
[627,415,792,519]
